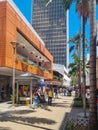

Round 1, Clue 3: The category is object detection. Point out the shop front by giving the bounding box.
[0,76,12,102]
[15,76,38,105]
[0,0,53,104]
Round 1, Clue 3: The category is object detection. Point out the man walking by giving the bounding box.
[48,87,53,105]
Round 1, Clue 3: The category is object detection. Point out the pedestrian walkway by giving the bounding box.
[0,96,83,130]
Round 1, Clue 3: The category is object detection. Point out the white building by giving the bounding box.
[53,64,70,86]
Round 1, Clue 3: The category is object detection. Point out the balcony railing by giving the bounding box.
[15,55,52,79]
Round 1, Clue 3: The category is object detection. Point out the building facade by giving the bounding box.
[32,0,69,68]
[0,0,53,102]
[53,64,70,86]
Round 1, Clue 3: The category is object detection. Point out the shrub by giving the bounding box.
[67,92,72,96]
[72,100,83,107]
[74,125,87,130]
[74,96,82,101]
[65,120,88,130]
[65,120,75,130]
[71,96,83,107]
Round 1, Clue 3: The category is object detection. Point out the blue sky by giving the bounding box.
[13,0,98,63]
[13,0,32,23]
[69,3,98,63]
[69,3,98,39]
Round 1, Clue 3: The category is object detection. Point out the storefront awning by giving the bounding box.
[37,80,48,86]
[45,79,62,86]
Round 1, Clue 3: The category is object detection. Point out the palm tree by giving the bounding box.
[69,55,80,74]
[69,32,89,97]
[88,0,97,129]
[69,32,81,56]
[45,0,98,128]
[69,33,82,94]
[69,0,89,115]
[68,0,98,129]
[68,55,80,85]
[76,0,89,117]
[46,1,88,117]
[68,54,89,87]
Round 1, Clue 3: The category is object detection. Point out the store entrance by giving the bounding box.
[0,76,11,102]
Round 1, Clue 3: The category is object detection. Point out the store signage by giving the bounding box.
[21,63,28,72]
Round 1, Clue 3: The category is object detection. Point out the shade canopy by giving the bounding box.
[37,80,48,86]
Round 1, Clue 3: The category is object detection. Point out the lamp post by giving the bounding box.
[10,41,17,105]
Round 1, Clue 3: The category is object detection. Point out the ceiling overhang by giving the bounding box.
[16,31,49,63]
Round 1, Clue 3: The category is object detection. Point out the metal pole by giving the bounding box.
[16,81,18,103]
[11,41,17,105]
[12,47,15,105]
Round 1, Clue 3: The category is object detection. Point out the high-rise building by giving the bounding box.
[32,0,69,68]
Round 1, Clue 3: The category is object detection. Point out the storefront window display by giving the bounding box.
[18,85,30,97]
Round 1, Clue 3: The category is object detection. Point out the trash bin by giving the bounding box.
[26,98,30,105]
[11,95,16,103]
[26,99,30,105]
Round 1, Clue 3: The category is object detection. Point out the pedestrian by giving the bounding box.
[54,88,58,98]
[0,87,2,101]
[47,87,53,105]
[33,93,40,109]
[64,88,66,96]
[86,89,90,105]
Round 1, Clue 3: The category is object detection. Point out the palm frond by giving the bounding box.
[69,32,81,42]
[62,0,73,11]
[71,53,77,58]
[69,45,75,53]
[69,35,80,44]
[45,0,53,6]
[76,0,89,23]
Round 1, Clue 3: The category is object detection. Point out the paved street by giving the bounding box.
[0,96,84,130]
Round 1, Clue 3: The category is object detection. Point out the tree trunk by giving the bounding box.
[78,35,81,96]
[88,0,98,130]
[82,15,86,117]
[79,16,82,97]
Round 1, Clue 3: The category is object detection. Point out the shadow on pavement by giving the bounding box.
[59,112,69,130]
[52,102,71,108]
[11,109,35,114]
[0,110,56,130]
[39,104,52,111]
[0,127,11,130]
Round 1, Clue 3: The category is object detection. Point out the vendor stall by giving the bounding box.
[15,75,38,105]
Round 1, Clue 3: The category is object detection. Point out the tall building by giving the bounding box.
[32,0,69,68]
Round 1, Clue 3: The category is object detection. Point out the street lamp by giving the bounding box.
[10,41,17,105]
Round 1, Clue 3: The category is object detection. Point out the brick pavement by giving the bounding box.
[0,96,84,130]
